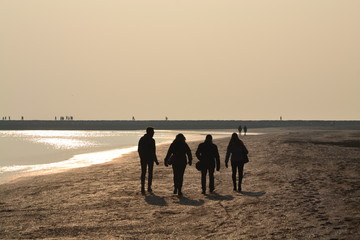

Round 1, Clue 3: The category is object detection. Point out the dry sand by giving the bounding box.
[1,128,359,239]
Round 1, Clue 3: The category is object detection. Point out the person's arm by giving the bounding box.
[164,144,173,166]
[138,138,143,160]
[195,144,202,161]
[215,145,220,171]
[186,144,192,166]
[241,142,249,155]
[225,145,231,168]
[152,139,159,165]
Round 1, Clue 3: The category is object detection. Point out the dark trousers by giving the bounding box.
[172,163,186,191]
[231,161,244,190]
[201,167,215,191]
[140,159,154,189]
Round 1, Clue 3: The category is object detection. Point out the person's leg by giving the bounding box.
[201,168,207,194]
[209,167,215,192]
[238,163,244,192]
[140,160,147,193]
[172,165,178,194]
[231,161,237,191]
[177,164,186,195]
[147,161,154,192]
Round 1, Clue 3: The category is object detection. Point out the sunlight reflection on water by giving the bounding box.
[0,130,259,183]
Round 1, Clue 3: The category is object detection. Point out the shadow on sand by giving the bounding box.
[175,196,205,206]
[205,192,234,201]
[240,191,266,197]
[145,194,167,206]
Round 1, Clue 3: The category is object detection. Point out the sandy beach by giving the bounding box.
[1,128,359,239]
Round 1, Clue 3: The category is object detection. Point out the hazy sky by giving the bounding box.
[1,1,359,120]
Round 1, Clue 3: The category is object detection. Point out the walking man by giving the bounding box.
[238,125,242,135]
[195,135,220,194]
[138,127,159,194]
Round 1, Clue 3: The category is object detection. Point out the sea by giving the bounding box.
[0,130,238,184]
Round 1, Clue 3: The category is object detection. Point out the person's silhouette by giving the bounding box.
[238,125,242,135]
[243,126,248,136]
[138,127,159,194]
[195,135,220,194]
[164,134,192,196]
[225,133,249,192]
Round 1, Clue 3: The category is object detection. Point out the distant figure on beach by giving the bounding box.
[225,133,249,192]
[164,134,192,196]
[195,135,220,194]
[238,125,242,135]
[243,126,248,136]
[132,116,135,121]
[138,127,159,194]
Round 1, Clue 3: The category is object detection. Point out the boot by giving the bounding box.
[141,183,145,194]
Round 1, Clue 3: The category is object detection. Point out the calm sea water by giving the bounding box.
[0,130,235,183]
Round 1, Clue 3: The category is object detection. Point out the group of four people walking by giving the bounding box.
[138,127,249,196]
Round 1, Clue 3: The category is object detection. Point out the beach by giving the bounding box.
[0,128,359,239]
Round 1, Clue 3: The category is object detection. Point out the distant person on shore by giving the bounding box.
[164,134,192,196]
[138,127,159,194]
[225,133,249,192]
[195,135,220,194]
[243,126,248,136]
[238,125,242,135]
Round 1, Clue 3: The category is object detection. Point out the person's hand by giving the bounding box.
[164,159,168,167]
[155,160,159,166]
[188,162,192,166]
[225,162,228,168]
[216,167,220,171]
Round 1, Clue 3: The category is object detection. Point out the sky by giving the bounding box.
[1,0,359,120]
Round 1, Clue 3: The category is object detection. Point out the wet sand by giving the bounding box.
[1,128,359,239]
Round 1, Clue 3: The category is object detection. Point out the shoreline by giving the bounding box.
[1,128,359,239]
[0,129,236,185]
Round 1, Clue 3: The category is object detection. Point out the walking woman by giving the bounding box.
[225,133,249,192]
[164,134,192,196]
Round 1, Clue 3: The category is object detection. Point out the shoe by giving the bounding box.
[173,188,178,194]
[201,190,206,194]
[210,189,214,193]
[148,187,153,193]
[238,187,242,192]
[233,187,237,192]
[141,188,145,195]
[178,191,183,196]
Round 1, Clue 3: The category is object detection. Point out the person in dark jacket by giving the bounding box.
[164,134,192,196]
[196,135,220,194]
[225,133,249,192]
[138,127,159,194]
[243,126,248,136]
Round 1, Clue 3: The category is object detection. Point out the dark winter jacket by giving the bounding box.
[138,134,157,163]
[196,141,220,170]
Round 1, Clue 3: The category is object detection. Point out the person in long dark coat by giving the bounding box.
[138,127,159,194]
[195,135,220,194]
[225,133,249,192]
[164,134,192,196]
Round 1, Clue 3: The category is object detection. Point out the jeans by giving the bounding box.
[231,161,244,190]
[140,159,154,189]
[201,167,215,191]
